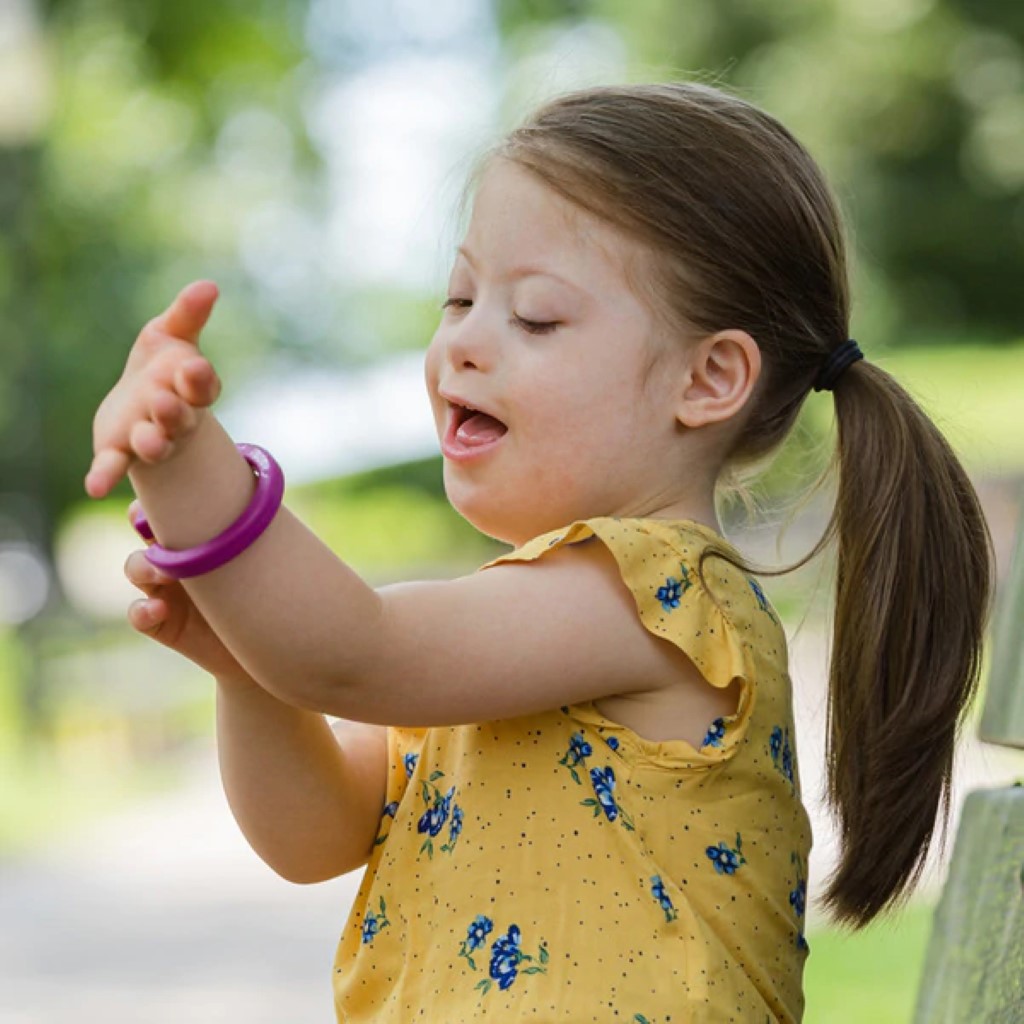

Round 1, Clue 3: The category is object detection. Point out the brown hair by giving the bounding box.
[493,82,996,927]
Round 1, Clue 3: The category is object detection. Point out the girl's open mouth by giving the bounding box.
[442,401,508,461]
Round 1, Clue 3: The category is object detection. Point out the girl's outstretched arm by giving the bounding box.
[99,284,732,732]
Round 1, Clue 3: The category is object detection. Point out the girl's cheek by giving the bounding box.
[424,336,443,392]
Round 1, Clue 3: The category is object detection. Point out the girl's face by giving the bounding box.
[425,159,694,546]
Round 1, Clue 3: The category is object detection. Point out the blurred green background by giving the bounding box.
[1,0,1023,1020]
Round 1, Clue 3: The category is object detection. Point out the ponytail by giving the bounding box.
[698,358,996,927]
[817,360,995,924]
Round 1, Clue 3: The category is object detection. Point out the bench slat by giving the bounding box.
[913,786,1024,1023]
[980,487,1024,750]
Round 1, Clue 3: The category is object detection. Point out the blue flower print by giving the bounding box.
[650,874,677,923]
[361,896,390,945]
[789,877,807,918]
[441,803,464,854]
[606,735,620,751]
[418,786,452,838]
[403,752,419,778]
[569,731,593,764]
[789,852,807,917]
[490,924,522,990]
[747,577,778,622]
[561,732,636,831]
[466,914,493,952]
[558,731,593,785]
[790,852,809,952]
[581,765,636,831]
[701,717,726,749]
[656,578,683,612]
[463,920,548,996]
[655,563,693,612]
[417,773,463,859]
[373,800,401,846]
[769,725,795,788]
[458,915,494,969]
[705,833,747,875]
[589,765,618,821]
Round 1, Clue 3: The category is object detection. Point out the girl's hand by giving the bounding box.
[124,499,254,686]
[85,280,223,500]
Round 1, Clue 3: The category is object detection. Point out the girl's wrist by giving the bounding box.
[128,411,256,553]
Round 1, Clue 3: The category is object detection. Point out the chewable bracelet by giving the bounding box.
[129,443,285,579]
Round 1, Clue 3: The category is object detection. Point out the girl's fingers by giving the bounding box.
[85,448,131,499]
[149,280,219,346]
[149,388,197,438]
[129,419,172,463]
[174,357,221,407]
[129,596,167,634]
[124,548,169,589]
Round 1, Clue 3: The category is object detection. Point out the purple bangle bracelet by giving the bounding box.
[130,443,285,579]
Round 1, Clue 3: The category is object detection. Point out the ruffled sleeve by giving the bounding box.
[481,517,757,759]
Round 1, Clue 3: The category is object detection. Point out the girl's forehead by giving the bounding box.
[459,161,637,289]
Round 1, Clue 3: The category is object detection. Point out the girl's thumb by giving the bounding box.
[153,280,219,346]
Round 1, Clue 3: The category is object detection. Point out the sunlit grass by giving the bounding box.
[869,342,1024,475]
[804,900,934,1022]
[0,628,211,855]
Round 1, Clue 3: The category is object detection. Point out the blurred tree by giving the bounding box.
[0,0,322,732]
[496,0,1024,348]
[0,0,319,578]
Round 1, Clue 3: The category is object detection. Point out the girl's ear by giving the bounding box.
[675,329,761,429]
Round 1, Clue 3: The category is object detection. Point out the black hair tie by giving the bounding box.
[813,338,863,392]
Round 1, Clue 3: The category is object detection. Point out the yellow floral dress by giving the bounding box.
[333,517,812,1022]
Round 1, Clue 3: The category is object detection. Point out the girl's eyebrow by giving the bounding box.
[455,245,591,298]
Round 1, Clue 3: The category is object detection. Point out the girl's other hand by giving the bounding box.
[85,280,223,500]
[124,499,254,687]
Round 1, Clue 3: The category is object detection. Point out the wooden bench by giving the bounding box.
[913,490,1024,1022]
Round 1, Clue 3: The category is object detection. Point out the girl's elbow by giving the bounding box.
[255,672,350,716]
[263,849,366,885]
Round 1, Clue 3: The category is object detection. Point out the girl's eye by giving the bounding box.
[441,297,472,311]
[513,315,559,335]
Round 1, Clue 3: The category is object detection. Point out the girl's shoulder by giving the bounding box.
[484,515,767,622]
[483,513,779,692]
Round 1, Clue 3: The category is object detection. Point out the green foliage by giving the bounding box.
[0,624,208,853]
[0,628,27,741]
[497,0,1024,346]
[288,457,503,580]
[0,0,322,572]
[344,288,448,361]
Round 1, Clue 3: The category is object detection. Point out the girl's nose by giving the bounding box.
[445,316,496,373]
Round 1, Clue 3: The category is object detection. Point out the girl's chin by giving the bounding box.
[445,487,571,547]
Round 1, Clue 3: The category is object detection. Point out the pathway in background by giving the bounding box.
[2,626,1022,1022]
[0,750,363,1023]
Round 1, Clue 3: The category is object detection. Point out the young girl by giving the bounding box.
[87,82,994,1022]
